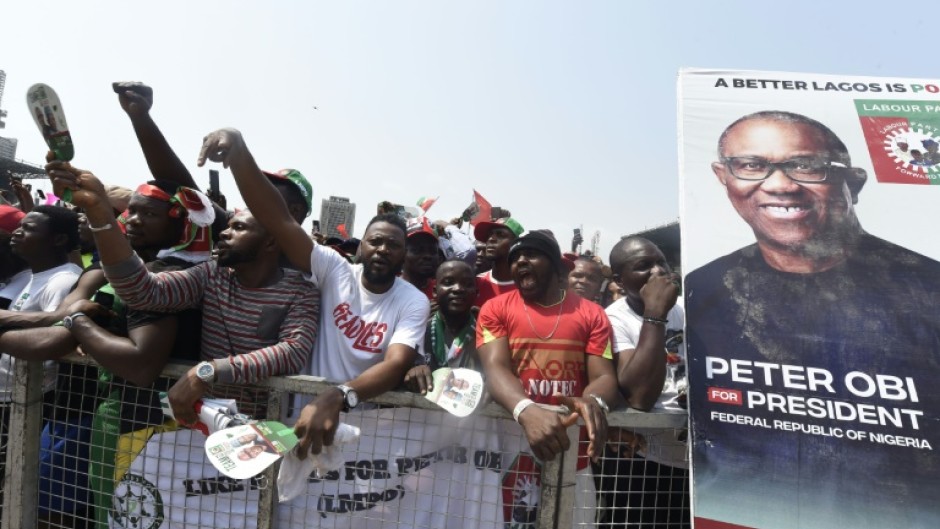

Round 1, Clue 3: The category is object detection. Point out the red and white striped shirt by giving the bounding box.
[103,255,319,384]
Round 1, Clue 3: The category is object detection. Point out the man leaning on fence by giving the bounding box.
[0,205,83,526]
[196,127,429,458]
[477,230,621,526]
[599,236,689,528]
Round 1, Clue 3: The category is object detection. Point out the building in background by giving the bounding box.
[319,196,356,239]
[0,137,16,160]
[0,70,17,161]
[0,70,43,193]
[0,70,7,130]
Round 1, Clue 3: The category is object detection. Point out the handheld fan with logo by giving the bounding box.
[424,367,486,417]
[26,83,75,201]
[205,421,299,480]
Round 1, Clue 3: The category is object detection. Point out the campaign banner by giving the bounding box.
[109,428,261,529]
[276,406,596,529]
[680,69,940,529]
[276,407,509,529]
[107,405,594,529]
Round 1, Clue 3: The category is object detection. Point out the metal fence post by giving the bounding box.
[256,389,283,529]
[2,359,44,528]
[537,425,579,529]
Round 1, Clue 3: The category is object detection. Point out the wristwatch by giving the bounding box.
[195,361,216,384]
[62,312,88,330]
[336,384,360,412]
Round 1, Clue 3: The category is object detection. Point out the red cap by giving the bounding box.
[407,217,438,241]
[0,206,26,234]
[561,252,578,272]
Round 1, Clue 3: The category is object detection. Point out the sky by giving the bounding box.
[1,1,936,259]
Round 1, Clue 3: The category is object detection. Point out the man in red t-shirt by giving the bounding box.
[473,217,524,307]
[477,230,620,463]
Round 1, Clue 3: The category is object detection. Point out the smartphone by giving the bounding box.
[312,220,321,233]
[209,170,220,198]
[93,291,115,309]
[574,228,582,237]
[92,291,116,326]
[37,189,46,199]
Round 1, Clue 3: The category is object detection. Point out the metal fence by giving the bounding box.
[2,356,688,529]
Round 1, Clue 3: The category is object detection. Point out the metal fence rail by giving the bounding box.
[2,356,688,529]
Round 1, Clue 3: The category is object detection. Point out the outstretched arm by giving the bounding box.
[197,129,312,273]
[47,162,133,266]
[0,327,77,360]
[47,162,207,312]
[114,82,198,189]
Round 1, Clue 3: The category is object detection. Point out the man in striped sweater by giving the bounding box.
[48,164,320,426]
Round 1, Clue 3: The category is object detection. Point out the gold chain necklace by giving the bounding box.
[522,290,566,341]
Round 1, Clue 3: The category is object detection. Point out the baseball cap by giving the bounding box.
[263,169,313,218]
[508,230,565,273]
[407,217,438,242]
[105,185,133,214]
[0,206,26,234]
[561,252,578,273]
[474,217,524,242]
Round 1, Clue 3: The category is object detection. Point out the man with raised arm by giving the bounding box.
[197,128,429,457]
[48,164,320,427]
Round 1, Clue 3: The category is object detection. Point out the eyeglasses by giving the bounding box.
[720,156,849,183]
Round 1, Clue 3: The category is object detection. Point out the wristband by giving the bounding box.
[643,315,669,325]
[88,223,113,233]
[512,398,536,422]
[589,394,610,414]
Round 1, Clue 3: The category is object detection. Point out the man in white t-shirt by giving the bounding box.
[0,205,83,524]
[0,206,84,398]
[198,128,430,456]
[599,236,689,529]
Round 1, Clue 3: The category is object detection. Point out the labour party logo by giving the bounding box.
[111,473,165,529]
[856,99,940,184]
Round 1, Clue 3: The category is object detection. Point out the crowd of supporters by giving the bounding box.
[0,82,689,528]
